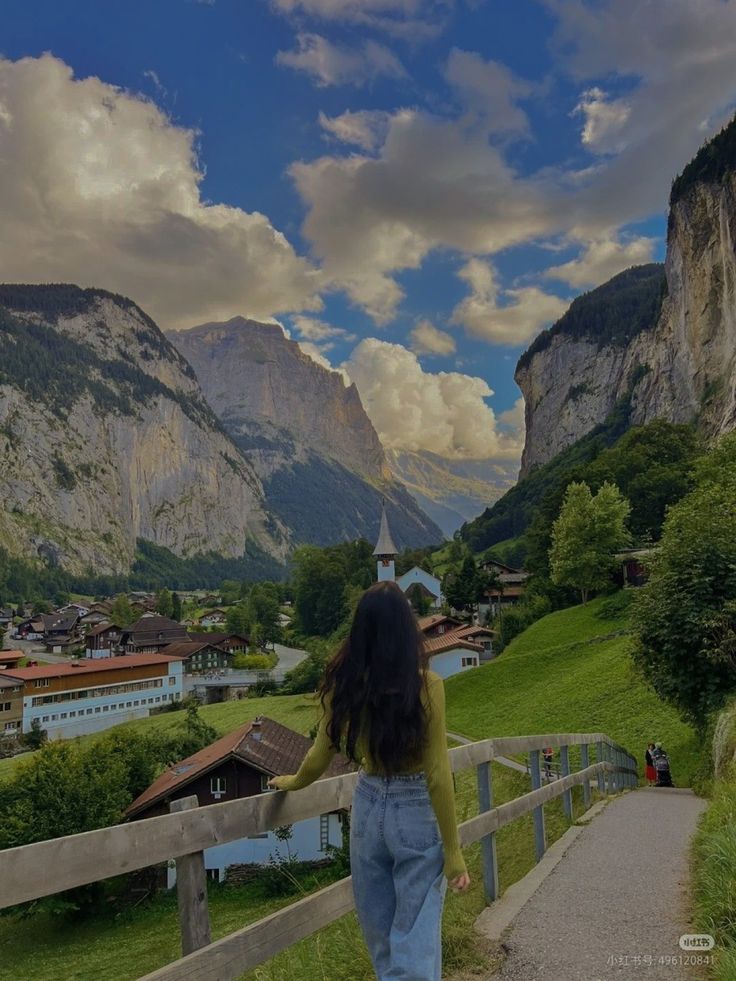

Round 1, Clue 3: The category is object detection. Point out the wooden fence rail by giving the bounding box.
[0,732,638,980]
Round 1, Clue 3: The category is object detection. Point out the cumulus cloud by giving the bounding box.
[270,0,453,38]
[319,109,390,151]
[276,33,407,87]
[0,54,321,330]
[451,259,569,345]
[291,108,552,322]
[343,338,522,459]
[290,314,356,347]
[545,233,657,288]
[444,48,532,134]
[573,87,630,154]
[409,319,456,356]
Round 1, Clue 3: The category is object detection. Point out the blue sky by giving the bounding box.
[1,0,735,464]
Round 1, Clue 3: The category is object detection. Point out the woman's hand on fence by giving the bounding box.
[449,872,471,893]
[267,776,291,790]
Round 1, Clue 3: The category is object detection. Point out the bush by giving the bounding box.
[596,589,635,621]
[232,653,272,670]
[693,774,736,978]
[496,594,552,650]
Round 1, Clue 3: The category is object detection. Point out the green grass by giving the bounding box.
[0,693,320,779]
[445,596,701,786]
[0,593,700,979]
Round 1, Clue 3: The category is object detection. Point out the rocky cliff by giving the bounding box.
[0,286,284,575]
[168,318,443,548]
[517,117,736,475]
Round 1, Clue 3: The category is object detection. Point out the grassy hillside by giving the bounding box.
[0,692,319,780]
[446,596,701,785]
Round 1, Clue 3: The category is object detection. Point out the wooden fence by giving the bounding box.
[0,732,637,980]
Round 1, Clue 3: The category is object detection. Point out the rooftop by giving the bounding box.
[0,653,186,681]
[423,632,483,655]
[126,716,353,818]
[373,503,398,557]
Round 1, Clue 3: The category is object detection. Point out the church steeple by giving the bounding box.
[373,500,398,582]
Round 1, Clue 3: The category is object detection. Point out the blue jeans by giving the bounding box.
[350,772,447,980]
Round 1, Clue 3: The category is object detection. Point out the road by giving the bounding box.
[493,788,706,980]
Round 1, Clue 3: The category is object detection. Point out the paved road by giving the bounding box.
[494,789,706,980]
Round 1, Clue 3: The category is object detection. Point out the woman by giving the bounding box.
[269,581,470,980]
[645,742,656,786]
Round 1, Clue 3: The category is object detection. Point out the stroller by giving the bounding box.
[653,750,674,788]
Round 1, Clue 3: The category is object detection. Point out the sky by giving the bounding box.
[2,0,736,468]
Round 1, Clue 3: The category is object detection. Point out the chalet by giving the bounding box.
[160,640,232,675]
[396,566,443,609]
[126,716,352,883]
[416,613,464,638]
[57,602,90,618]
[452,624,496,661]
[0,676,23,739]
[0,651,25,670]
[85,622,123,659]
[481,559,530,615]
[423,633,482,679]
[79,608,113,630]
[198,609,228,628]
[186,632,249,654]
[616,547,654,587]
[42,612,82,653]
[15,615,45,641]
[0,608,13,629]
[119,615,189,654]
[0,653,186,740]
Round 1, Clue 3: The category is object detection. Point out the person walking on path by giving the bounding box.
[269,581,470,980]
[645,742,657,786]
[543,746,554,780]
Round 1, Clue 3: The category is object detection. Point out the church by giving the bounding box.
[372,505,485,679]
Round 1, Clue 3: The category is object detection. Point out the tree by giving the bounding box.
[171,591,182,623]
[248,582,282,646]
[226,602,251,637]
[632,434,736,725]
[292,546,349,636]
[549,481,631,603]
[22,718,47,750]
[155,588,173,619]
[110,593,135,627]
[443,556,480,613]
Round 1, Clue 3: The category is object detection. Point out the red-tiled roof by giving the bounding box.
[0,653,186,681]
[423,632,483,655]
[454,625,497,640]
[416,614,463,632]
[126,716,353,818]
[0,651,24,663]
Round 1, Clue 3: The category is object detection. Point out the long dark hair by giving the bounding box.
[321,581,428,773]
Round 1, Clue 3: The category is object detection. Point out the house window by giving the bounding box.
[320,815,330,851]
[33,679,50,689]
[211,777,227,796]
[4,722,16,731]
[42,715,50,723]
[87,708,93,715]
[461,656,477,667]
[0,702,10,712]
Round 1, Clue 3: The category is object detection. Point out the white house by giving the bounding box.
[396,566,443,608]
[423,633,482,679]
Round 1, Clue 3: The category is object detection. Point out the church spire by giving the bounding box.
[373,500,397,582]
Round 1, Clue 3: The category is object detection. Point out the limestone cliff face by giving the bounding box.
[517,163,736,474]
[169,318,443,548]
[0,287,284,574]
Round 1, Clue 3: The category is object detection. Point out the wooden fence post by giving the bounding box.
[559,745,572,819]
[581,743,591,810]
[529,750,546,862]
[170,796,212,956]
[476,761,499,903]
[596,741,606,794]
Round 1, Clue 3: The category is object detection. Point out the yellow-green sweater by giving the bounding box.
[270,670,467,880]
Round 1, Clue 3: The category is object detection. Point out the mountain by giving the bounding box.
[516,115,736,475]
[167,318,443,549]
[0,286,285,576]
[385,449,519,537]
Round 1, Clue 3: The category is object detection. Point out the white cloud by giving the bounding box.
[343,338,522,459]
[451,259,569,345]
[444,48,531,134]
[409,319,456,356]
[545,233,657,288]
[573,87,630,154]
[297,340,335,370]
[291,108,552,323]
[498,396,525,436]
[270,0,453,38]
[290,314,356,346]
[0,54,322,330]
[319,109,390,151]
[276,33,407,87]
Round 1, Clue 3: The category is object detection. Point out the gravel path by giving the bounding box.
[494,789,707,981]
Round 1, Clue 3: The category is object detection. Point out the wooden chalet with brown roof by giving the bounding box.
[0,675,23,739]
[159,639,233,674]
[119,615,189,654]
[41,611,82,653]
[127,716,352,883]
[84,622,122,659]
[416,613,464,638]
[186,632,249,654]
[0,651,25,670]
